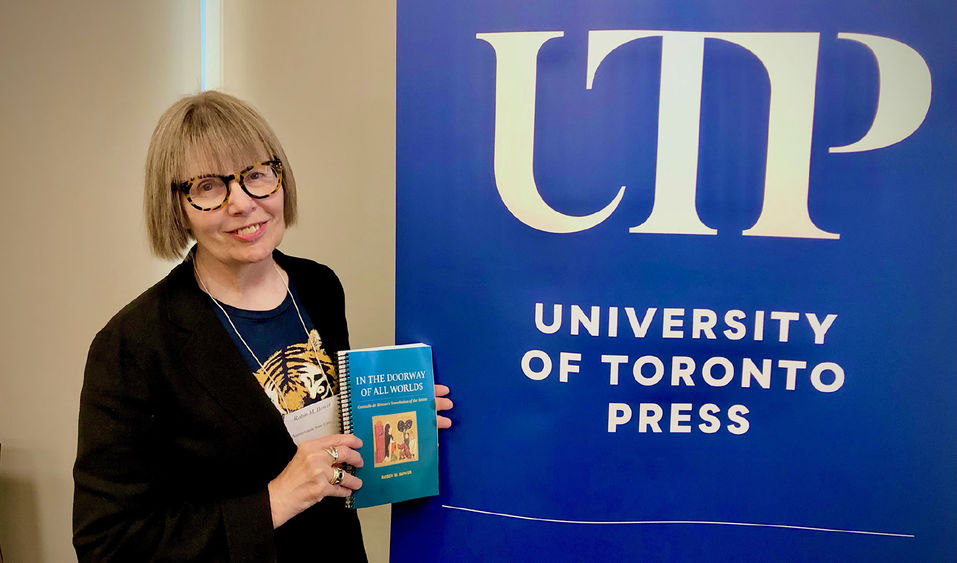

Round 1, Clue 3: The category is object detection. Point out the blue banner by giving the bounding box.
[394,1,956,560]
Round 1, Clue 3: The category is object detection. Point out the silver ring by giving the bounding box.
[330,467,344,486]
[326,446,339,463]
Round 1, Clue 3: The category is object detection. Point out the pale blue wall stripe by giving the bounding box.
[200,0,208,90]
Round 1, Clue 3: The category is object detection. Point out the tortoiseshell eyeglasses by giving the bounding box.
[173,159,283,211]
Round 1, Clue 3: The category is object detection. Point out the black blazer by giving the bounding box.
[73,252,366,562]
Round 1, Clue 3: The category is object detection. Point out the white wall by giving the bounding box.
[0,1,396,561]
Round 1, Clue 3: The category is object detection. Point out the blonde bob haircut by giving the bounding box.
[144,91,297,259]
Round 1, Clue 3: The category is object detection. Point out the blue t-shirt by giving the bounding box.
[212,282,339,414]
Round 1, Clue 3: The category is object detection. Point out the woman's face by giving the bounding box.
[181,155,285,270]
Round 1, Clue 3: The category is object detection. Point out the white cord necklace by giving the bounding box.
[194,258,325,414]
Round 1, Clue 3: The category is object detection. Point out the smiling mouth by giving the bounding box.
[231,222,264,236]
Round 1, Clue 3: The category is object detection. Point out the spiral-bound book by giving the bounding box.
[337,343,439,509]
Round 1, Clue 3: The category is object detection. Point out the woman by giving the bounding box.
[73,91,452,562]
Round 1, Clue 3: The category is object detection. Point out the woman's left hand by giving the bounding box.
[435,384,453,429]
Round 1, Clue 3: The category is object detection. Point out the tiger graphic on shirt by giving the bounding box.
[252,329,338,413]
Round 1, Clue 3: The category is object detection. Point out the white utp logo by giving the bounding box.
[477,31,932,239]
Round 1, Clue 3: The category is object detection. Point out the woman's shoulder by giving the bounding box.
[275,251,343,289]
[94,260,194,342]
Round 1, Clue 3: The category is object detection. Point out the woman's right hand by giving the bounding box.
[267,434,364,528]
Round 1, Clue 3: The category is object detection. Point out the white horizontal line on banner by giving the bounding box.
[441,505,915,538]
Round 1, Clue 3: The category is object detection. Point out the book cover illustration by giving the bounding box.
[373,411,419,467]
[337,343,438,508]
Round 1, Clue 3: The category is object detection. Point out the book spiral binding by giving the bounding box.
[337,351,356,508]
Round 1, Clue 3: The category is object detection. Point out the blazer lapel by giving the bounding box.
[164,260,293,446]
